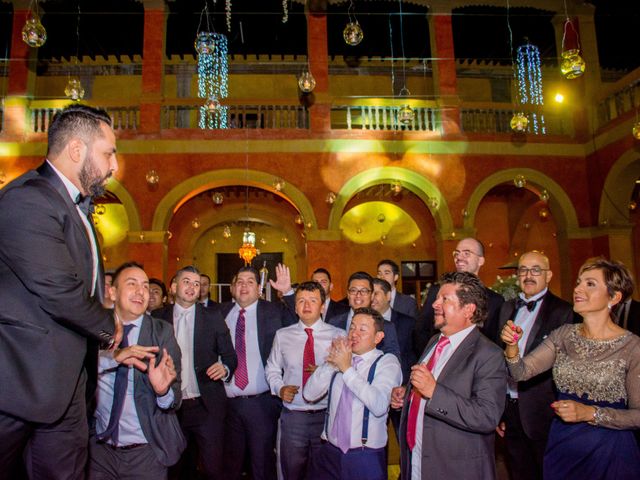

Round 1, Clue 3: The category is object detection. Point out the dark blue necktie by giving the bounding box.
[516,298,538,312]
[97,324,134,445]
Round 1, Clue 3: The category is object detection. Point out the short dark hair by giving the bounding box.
[237,266,260,283]
[377,259,399,275]
[112,261,145,286]
[580,258,635,312]
[352,307,384,332]
[312,267,331,283]
[295,281,326,304]
[348,271,373,290]
[372,277,392,294]
[149,278,167,298]
[200,274,211,283]
[47,104,113,158]
[440,271,488,325]
[175,265,201,281]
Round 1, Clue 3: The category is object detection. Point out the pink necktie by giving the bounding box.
[302,328,315,387]
[234,308,249,390]
[406,336,450,450]
[332,356,363,453]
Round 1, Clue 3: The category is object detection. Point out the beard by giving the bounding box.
[79,152,111,197]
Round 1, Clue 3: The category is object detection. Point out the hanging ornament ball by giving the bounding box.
[377,213,386,223]
[204,97,221,113]
[210,239,216,245]
[223,225,232,238]
[629,201,637,211]
[194,31,216,55]
[538,207,550,220]
[540,189,550,202]
[191,218,201,229]
[273,178,285,192]
[398,105,415,125]
[514,174,527,188]
[560,49,586,80]
[294,214,304,225]
[298,71,316,93]
[145,169,160,185]
[428,197,439,209]
[22,16,47,48]
[510,112,529,133]
[326,192,336,204]
[94,204,106,216]
[633,121,640,140]
[212,192,224,205]
[64,78,85,101]
[343,21,364,46]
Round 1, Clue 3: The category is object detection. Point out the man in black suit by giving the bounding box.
[311,268,350,322]
[327,271,402,360]
[495,251,575,480]
[153,266,237,480]
[616,298,640,336]
[199,273,218,309]
[220,266,296,480]
[89,262,186,479]
[0,104,120,480]
[377,259,419,318]
[415,238,504,352]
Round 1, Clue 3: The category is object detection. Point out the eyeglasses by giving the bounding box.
[348,288,371,296]
[452,250,481,259]
[517,266,549,277]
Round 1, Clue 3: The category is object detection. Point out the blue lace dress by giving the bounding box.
[507,324,640,480]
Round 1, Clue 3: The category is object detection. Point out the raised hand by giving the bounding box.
[148,348,177,396]
[269,263,292,294]
[501,320,523,359]
[114,345,159,371]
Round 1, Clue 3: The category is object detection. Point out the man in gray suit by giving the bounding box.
[89,262,186,479]
[393,271,506,480]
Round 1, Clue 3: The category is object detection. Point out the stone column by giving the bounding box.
[306,11,330,132]
[139,0,166,134]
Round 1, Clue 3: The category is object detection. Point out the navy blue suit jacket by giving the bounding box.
[390,308,417,384]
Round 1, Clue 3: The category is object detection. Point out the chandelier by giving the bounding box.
[238,229,257,266]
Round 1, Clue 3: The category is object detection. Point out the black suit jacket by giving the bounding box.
[617,299,640,336]
[153,304,237,412]
[416,283,504,353]
[393,291,418,319]
[220,299,296,367]
[497,291,576,439]
[390,308,417,384]
[328,310,402,361]
[0,162,112,423]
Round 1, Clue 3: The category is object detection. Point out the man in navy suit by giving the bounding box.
[153,266,237,479]
[220,266,296,480]
[89,262,186,479]
[0,104,120,480]
[377,259,418,318]
[311,268,350,323]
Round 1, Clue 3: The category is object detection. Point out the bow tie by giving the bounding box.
[75,193,93,216]
[516,298,539,312]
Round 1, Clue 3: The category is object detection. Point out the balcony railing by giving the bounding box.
[597,74,640,128]
[30,104,140,133]
[460,103,571,136]
[331,99,440,132]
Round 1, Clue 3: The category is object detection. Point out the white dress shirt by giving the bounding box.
[224,300,270,397]
[265,319,345,411]
[96,316,174,447]
[304,348,402,449]
[173,303,200,399]
[411,324,476,480]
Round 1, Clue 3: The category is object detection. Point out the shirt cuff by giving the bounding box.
[156,388,175,409]
[222,364,231,382]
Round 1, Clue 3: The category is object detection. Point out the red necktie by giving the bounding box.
[302,328,315,386]
[406,335,451,451]
[234,308,249,390]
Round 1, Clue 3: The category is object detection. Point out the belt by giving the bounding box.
[181,397,203,408]
[232,391,271,400]
[99,442,147,451]
[285,407,327,415]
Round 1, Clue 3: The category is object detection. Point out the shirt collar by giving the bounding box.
[518,287,548,303]
[123,315,144,329]
[174,303,195,316]
[354,348,382,363]
[298,318,323,331]
[442,324,476,350]
[235,299,258,314]
[46,159,80,203]
[381,307,392,321]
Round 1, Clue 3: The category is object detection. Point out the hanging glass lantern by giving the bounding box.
[326,192,336,204]
[204,97,220,113]
[223,225,232,238]
[194,32,216,55]
[298,70,316,93]
[560,49,585,80]
[191,218,201,229]
[514,174,527,189]
[145,169,159,185]
[398,105,415,125]
[510,112,529,133]
[22,15,47,48]
[212,192,224,205]
[632,121,640,140]
[343,21,363,46]
[273,178,285,192]
[64,78,85,101]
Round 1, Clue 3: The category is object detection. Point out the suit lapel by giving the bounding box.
[523,292,550,353]
[437,328,478,381]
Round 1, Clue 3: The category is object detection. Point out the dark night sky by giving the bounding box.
[0,0,637,71]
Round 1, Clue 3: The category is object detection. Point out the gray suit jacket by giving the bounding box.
[130,314,186,466]
[399,327,506,480]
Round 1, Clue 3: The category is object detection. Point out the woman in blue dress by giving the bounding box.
[501,258,640,479]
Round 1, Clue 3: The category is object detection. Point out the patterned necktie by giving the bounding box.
[234,308,249,390]
[406,336,451,451]
[302,328,315,387]
[98,323,134,445]
[515,297,538,312]
[331,355,363,453]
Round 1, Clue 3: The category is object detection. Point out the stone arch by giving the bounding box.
[599,149,640,226]
[327,167,452,234]
[464,168,579,233]
[107,178,141,231]
[151,169,317,233]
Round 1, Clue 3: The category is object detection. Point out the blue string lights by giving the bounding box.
[195,31,229,129]
[515,43,546,135]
